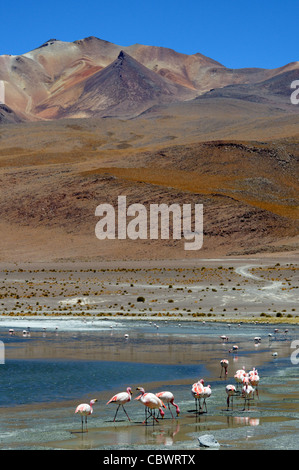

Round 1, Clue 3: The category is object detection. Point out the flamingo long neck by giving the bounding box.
[174,403,180,414]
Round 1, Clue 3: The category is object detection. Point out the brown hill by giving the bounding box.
[0,114,298,262]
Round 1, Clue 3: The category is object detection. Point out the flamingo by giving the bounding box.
[234,367,246,389]
[201,385,212,413]
[106,387,132,422]
[191,379,205,413]
[242,383,255,411]
[135,387,165,424]
[155,391,180,418]
[75,399,97,432]
[220,335,228,342]
[249,368,260,398]
[242,373,250,384]
[225,384,237,410]
[220,359,229,378]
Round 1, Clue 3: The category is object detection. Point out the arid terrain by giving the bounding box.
[0,37,298,262]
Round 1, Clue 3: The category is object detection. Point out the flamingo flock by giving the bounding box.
[74,362,261,431]
[74,356,263,431]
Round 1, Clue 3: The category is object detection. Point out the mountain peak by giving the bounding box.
[118,50,126,60]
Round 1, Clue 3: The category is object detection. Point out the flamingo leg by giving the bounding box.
[143,407,150,425]
[85,415,88,432]
[146,408,159,424]
[168,403,174,419]
[113,404,120,422]
[122,405,131,421]
[243,398,250,411]
[195,398,201,413]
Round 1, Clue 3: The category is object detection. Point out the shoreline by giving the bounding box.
[1,313,298,325]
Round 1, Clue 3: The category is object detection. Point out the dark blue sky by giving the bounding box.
[1,0,298,69]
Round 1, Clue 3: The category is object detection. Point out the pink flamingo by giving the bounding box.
[155,391,180,418]
[220,359,229,378]
[242,373,250,386]
[106,387,132,422]
[191,379,205,413]
[234,367,246,389]
[242,383,255,411]
[220,335,229,342]
[75,399,97,432]
[135,387,165,424]
[249,368,260,398]
[225,384,237,410]
[201,384,212,413]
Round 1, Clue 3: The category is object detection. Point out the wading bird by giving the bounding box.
[220,359,229,378]
[75,399,97,432]
[220,335,229,342]
[234,367,246,389]
[155,391,180,418]
[191,379,205,413]
[106,387,132,422]
[135,387,165,424]
[225,384,237,410]
[201,385,212,413]
[242,383,255,411]
[249,368,260,398]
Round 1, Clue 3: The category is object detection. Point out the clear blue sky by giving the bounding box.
[1,0,298,69]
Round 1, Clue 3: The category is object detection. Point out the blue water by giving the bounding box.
[1,319,298,408]
[0,358,206,407]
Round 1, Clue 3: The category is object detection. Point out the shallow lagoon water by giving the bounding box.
[0,318,298,450]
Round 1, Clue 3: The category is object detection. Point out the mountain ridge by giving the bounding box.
[1,36,298,121]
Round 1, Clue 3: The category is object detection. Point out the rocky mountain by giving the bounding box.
[1,36,298,120]
[35,50,197,119]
